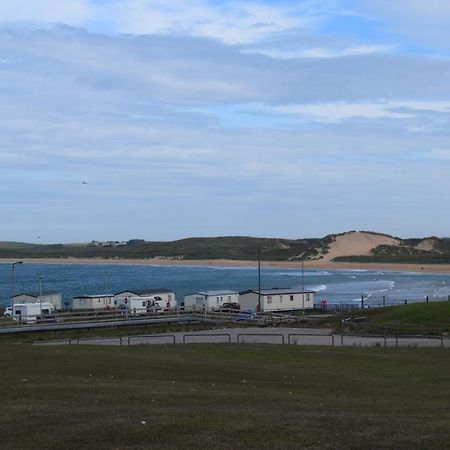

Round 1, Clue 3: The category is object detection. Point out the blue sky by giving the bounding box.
[1,0,450,242]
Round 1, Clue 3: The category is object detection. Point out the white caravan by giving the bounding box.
[11,302,56,324]
[116,297,165,315]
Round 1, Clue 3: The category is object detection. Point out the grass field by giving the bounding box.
[1,344,449,449]
[335,301,450,335]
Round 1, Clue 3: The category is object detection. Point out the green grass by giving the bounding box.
[337,301,450,335]
[0,344,449,449]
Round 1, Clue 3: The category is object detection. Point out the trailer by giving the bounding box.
[238,288,315,313]
[12,302,56,324]
[116,297,164,315]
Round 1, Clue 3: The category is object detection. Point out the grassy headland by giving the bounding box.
[0,344,449,450]
[334,301,450,335]
[2,232,450,264]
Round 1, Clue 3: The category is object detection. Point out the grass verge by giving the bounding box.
[0,344,449,449]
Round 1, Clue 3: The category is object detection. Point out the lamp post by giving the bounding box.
[105,271,109,296]
[104,271,110,308]
[11,261,23,313]
[258,246,261,313]
[39,276,43,319]
[301,256,305,315]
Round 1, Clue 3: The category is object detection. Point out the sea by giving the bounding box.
[1,262,449,309]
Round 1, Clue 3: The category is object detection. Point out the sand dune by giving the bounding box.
[312,231,401,262]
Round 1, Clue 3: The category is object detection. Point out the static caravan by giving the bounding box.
[72,294,114,311]
[114,288,176,310]
[12,302,55,324]
[115,296,163,315]
[12,291,62,310]
[239,288,315,313]
[183,290,239,312]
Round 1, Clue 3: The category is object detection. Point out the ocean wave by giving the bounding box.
[309,284,327,292]
[275,271,331,277]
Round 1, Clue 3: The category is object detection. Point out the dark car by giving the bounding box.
[217,302,241,313]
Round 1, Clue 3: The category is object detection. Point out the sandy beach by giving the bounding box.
[2,232,449,274]
[2,257,450,274]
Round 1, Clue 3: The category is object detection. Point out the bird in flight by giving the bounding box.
[82,181,88,185]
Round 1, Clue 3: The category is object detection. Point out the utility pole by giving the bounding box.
[11,261,23,313]
[105,271,109,297]
[301,256,305,315]
[258,245,261,313]
[39,276,43,319]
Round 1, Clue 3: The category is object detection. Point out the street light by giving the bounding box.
[257,245,261,313]
[301,256,305,315]
[11,261,23,313]
[104,271,110,296]
[39,276,43,319]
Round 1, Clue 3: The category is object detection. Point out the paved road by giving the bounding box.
[35,327,449,348]
[0,314,216,335]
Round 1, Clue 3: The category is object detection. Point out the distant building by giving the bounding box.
[183,290,239,312]
[12,291,62,310]
[238,288,315,312]
[114,288,176,308]
[72,294,114,310]
[88,240,127,248]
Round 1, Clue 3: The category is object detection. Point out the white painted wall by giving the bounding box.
[239,291,314,312]
[13,293,62,310]
[183,292,238,311]
[72,295,114,310]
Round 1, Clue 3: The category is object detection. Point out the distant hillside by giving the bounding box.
[0,237,317,261]
[1,231,450,263]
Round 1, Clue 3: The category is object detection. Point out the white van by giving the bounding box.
[11,302,56,324]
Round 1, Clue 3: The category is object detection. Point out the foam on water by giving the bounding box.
[308,284,327,292]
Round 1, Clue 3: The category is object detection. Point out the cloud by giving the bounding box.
[0,0,318,45]
[353,0,450,50]
[0,0,91,25]
[1,25,450,240]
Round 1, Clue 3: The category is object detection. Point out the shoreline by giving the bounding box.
[1,257,450,274]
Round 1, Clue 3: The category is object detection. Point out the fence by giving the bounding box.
[34,332,449,348]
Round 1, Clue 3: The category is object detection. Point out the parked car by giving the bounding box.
[216,302,241,313]
[235,310,257,321]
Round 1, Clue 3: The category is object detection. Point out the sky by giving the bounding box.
[1,0,450,243]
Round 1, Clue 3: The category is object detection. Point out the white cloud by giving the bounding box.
[0,0,317,45]
[0,0,91,25]
[355,0,450,49]
[271,101,413,122]
[245,43,395,59]
[1,25,450,240]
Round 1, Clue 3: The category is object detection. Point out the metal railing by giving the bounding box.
[182,333,232,344]
[237,333,285,344]
[128,334,176,345]
[33,331,449,348]
[288,333,336,346]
